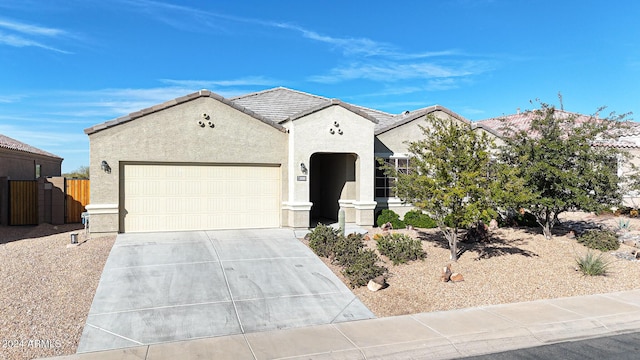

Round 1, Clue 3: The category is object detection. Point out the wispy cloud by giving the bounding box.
[115,1,495,88]
[159,76,280,89]
[0,17,73,53]
[0,18,66,36]
[310,60,492,84]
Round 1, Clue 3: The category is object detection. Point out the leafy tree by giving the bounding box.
[381,115,496,261]
[63,165,90,179]
[497,102,632,239]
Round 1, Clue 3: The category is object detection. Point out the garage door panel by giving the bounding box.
[122,164,280,232]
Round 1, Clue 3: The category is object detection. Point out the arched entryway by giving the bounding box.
[309,153,357,224]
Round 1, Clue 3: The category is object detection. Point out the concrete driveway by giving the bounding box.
[77,229,374,353]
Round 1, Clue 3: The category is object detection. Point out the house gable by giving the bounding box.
[88,95,289,207]
[375,106,469,155]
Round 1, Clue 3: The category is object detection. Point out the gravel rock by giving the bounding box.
[0,224,115,360]
[307,212,640,317]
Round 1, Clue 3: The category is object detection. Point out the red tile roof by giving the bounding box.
[476,109,640,148]
[0,134,62,159]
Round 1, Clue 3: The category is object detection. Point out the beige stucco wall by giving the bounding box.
[373,110,469,220]
[0,148,62,180]
[284,105,376,227]
[375,110,464,156]
[87,96,288,234]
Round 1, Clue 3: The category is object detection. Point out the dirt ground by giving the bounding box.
[0,224,115,360]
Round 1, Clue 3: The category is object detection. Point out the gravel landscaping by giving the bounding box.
[0,224,115,360]
[312,212,640,317]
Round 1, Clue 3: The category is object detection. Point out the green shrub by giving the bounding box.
[376,209,405,229]
[576,251,611,276]
[514,211,538,227]
[308,224,341,257]
[577,229,620,251]
[479,209,499,224]
[333,233,365,266]
[498,211,538,228]
[376,233,426,265]
[342,249,387,288]
[403,210,437,229]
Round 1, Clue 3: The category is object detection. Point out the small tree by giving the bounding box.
[381,115,495,261]
[63,165,90,179]
[498,102,631,239]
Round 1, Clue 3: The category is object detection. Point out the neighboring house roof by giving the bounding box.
[0,133,62,159]
[475,109,593,137]
[476,109,640,148]
[84,90,288,135]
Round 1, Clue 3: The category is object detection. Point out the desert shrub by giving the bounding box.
[498,210,538,228]
[479,209,499,224]
[376,233,426,265]
[308,224,341,257]
[333,233,365,266]
[577,229,620,251]
[403,210,437,228]
[376,209,405,229]
[576,251,611,276]
[342,249,387,288]
[615,206,633,216]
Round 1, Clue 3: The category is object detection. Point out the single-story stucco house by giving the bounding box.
[84,87,469,235]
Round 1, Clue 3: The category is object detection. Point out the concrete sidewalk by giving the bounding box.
[47,289,640,359]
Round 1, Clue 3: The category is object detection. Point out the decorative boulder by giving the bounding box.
[489,219,498,230]
[441,264,452,282]
[367,275,387,292]
[450,273,464,282]
[381,222,393,231]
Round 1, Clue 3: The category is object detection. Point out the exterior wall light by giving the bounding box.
[300,162,308,174]
[101,160,111,174]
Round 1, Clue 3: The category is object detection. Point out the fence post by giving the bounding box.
[0,177,7,226]
[50,177,65,225]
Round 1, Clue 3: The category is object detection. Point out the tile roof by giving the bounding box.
[0,133,62,159]
[375,105,470,135]
[475,109,594,136]
[85,87,464,136]
[229,87,467,132]
[475,109,640,148]
[230,87,331,123]
[85,90,288,135]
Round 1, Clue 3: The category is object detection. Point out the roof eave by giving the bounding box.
[374,105,469,135]
[85,90,288,135]
[286,99,380,124]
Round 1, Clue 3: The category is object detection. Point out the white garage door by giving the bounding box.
[121,163,281,232]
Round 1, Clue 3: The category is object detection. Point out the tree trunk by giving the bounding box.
[542,222,552,240]
[447,231,458,262]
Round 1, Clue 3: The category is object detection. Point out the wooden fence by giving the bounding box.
[65,179,90,223]
[9,180,38,225]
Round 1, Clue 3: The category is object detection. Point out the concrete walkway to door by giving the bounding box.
[77,229,374,353]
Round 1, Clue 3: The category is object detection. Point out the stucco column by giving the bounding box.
[85,203,119,236]
[353,201,377,227]
[282,201,312,229]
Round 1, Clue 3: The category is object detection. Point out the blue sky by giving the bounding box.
[1,0,639,173]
